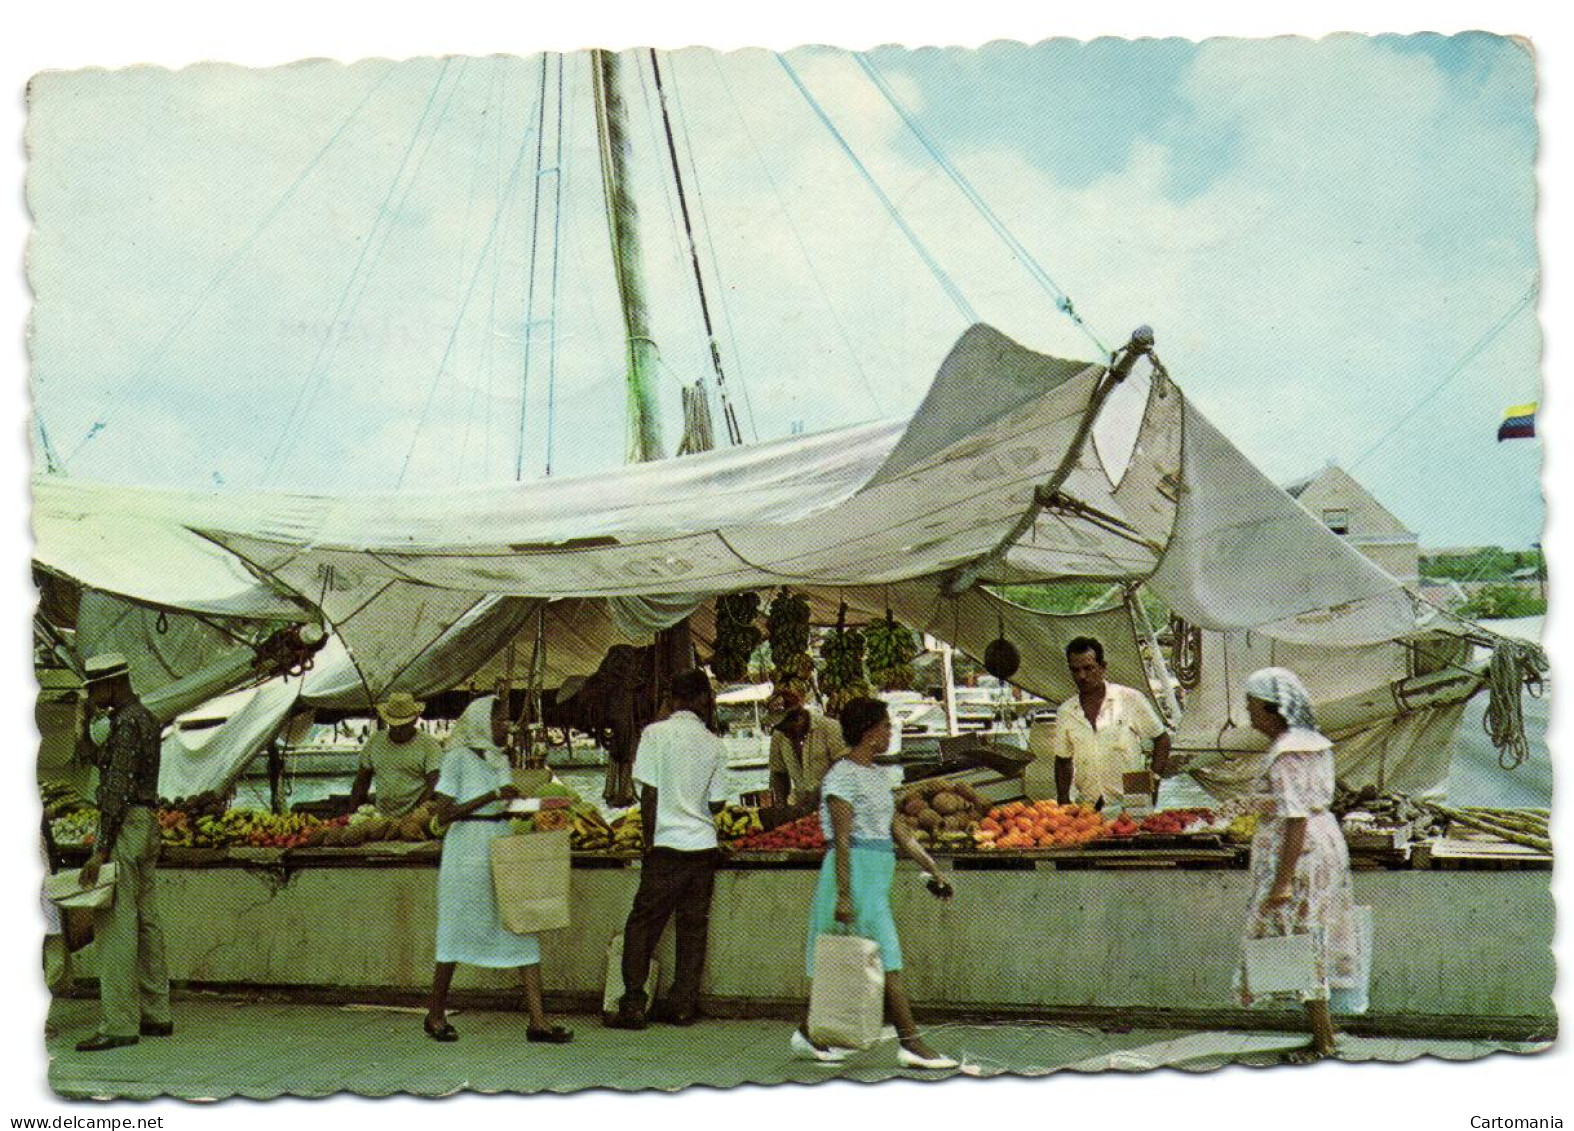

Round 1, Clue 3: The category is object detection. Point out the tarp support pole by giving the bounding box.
[942,325,1157,597]
[1125,583,1183,730]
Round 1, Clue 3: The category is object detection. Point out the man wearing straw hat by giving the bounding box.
[74,653,172,1052]
[348,692,444,818]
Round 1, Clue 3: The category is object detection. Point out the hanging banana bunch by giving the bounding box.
[820,602,872,718]
[711,592,763,683]
[865,608,918,690]
[766,588,814,699]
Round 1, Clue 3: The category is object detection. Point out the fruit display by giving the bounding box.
[608,810,644,854]
[715,804,765,842]
[308,803,438,847]
[49,809,97,848]
[1104,812,1141,839]
[1224,814,1260,844]
[728,814,826,854]
[1138,808,1217,836]
[159,791,228,822]
[898,778,990,850]
[568,806,616,852]
[41,781,92,820]
[975,800,1107,850]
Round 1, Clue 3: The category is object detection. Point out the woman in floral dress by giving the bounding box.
[1239,667,1368,1062]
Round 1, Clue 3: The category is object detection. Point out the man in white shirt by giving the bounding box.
[1053,637,1171,808]
[606,669,731,1030]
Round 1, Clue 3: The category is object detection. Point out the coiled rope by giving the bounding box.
[1482,639,1548,770]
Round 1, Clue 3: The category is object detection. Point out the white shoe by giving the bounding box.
[791,1028,852,1063]
[897,1044,959,1071]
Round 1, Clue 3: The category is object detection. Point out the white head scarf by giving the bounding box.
[447,695,501,754]
[1244,667,1321,734]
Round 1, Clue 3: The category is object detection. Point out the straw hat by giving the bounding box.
[83,653,130,684]
[376,692,425,726]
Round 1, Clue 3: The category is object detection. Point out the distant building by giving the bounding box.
[1285,463,1420,584]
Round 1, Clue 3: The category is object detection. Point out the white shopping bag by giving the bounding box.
[44,864,118,911]
[807,931,885,1051]
[1243,931,1319,999]
[601,932,660,1017]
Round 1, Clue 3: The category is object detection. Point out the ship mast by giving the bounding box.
[591,49,667,464]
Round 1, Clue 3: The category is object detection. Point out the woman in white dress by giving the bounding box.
[423,696,572,1043]
[1239,668,1367,1063]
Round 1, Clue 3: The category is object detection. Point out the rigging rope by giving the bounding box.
[1482,638,1548,771]
[672,61,759,441]
[451,59,504,484]
[854,53,1109,356]
[650,49,743,447]
[515,54,553,481]
[397,109,539,488]
[66,62,399,468]
[712,55,884,418]
[544,53,567,477]
[1347,286,1536,471]
[262,59,462,483]
[775,54,979,326]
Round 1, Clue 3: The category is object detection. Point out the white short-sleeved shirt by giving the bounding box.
[819,759,896,842]
[632,711,731,851]
[1052,682,1167,805]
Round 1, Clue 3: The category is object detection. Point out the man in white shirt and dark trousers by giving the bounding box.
[606,668,731,1030]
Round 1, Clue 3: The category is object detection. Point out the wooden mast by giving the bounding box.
[591,49,667,465]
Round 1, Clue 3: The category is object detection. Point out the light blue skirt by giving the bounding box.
[806,840,903,974]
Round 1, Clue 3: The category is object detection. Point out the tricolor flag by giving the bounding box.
[1497,402,1537,442]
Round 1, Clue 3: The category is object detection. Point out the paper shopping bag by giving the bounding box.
[807,932,885,1050]
[489,829,570,933]
[45,863,118,911]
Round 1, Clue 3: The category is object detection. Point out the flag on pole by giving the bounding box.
[1497,402,1537,441]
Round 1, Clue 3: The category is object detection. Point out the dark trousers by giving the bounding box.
[621,847,719,1012]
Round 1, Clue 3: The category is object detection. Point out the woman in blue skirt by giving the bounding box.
[793,696,957,1070]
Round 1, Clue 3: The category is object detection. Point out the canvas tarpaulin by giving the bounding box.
[32,324,1454,752]
[1146,404,1418,645]
[158,677,304,799]
[1175,625,1485,799]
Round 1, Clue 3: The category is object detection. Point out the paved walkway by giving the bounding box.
[44,997,1550,1100]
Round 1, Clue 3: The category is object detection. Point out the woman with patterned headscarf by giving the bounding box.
[422,695,572,1044]
[1239,668,1367,1063]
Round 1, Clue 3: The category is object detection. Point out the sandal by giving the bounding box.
[528,1024,574,1044]
[1277,1044,1328,1065]
[423,1016,459,1043]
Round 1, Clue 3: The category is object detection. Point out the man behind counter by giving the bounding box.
[1053,636,1171,809]
[348,692,443,817]
[768,690,848,809]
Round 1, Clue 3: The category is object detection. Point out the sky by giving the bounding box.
[26,34,1540,549]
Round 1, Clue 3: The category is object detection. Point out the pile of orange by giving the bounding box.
[973,800,1108,850]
